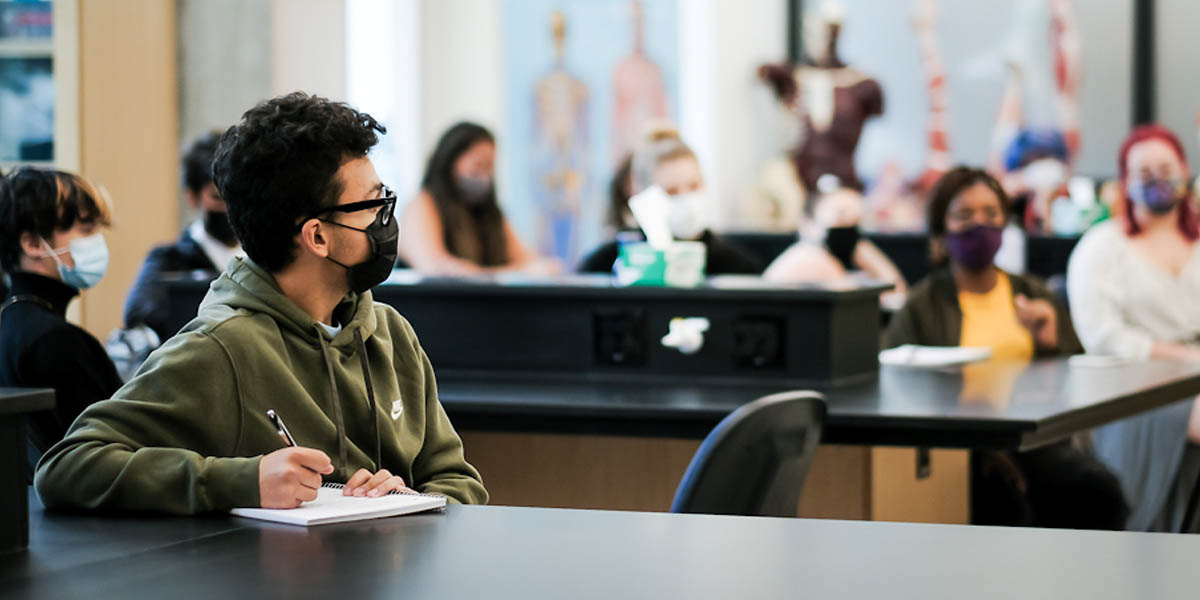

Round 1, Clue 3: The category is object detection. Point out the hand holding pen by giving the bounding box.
[261,409,412,502]
[257,409,334,509]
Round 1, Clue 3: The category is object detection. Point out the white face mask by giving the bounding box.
[1022,159,1068,192]
[667,190,710,241]
[41,233,109,290]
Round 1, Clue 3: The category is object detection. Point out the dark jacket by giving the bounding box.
[884,268,1082,355]
[578,230,763,275]
[883,268,1126,529]
[123,231,217,341]
[0,272,123,476]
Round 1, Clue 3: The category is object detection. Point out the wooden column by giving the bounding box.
[76,0,179,339]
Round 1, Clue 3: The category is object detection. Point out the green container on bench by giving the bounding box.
[615,241,706,288]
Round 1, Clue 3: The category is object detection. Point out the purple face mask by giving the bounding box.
[945,224,1003,272]
[1126,178,1184,215]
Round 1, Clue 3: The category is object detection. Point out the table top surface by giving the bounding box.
[0,387,54,416]
[164,269,892,301]
[5,490,1199,600]
[440,359,1200,449]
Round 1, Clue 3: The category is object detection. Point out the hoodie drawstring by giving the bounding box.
[316,329,349,468]
[315,326,383,473]
[353,329,383,471]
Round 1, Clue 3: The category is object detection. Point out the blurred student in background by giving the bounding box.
[578,127,761,275]
[886,166,1127,530]
[1068,124,1200,532]
[764,181,906,302]
[400,122,560,276]
[0,167,122,477]
[123,130,243,345]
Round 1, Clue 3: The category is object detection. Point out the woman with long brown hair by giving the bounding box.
[399,122,559,276]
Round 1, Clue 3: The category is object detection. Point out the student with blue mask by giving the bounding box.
[1069,125,1200,532]
[0,167,123,478]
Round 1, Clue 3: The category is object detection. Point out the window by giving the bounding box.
[0,0,54,163]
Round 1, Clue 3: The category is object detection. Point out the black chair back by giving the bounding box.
[671,391,825,517]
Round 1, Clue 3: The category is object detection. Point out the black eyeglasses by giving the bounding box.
[296,187,397,231]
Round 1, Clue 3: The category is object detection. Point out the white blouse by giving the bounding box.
[1067,220,1200,359]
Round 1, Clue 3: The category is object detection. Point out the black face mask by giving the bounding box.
[323,208,399,294]
[203,210,238,246]
[824,226,861,269]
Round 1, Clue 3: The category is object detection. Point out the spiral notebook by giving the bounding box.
[231,483,446,526]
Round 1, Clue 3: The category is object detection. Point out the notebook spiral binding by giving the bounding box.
[320,482,443,500]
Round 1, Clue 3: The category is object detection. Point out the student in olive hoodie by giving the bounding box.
[35,92,487,513]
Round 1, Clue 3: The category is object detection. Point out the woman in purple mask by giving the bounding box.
[885,166,1128,529]
[1067,124,1200,532]
[886,166,1079,358]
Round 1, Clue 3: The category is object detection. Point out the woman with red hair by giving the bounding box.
[1067,124,1200,532]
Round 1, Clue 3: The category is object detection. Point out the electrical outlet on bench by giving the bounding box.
[732,315,786,370]
[593,310,647,366]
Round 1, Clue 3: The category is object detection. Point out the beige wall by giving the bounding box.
[77,0,179,339]
[177,0,271,144]
[1157,0,1200,168]
[418,0,504,158]
[271,0,347,99]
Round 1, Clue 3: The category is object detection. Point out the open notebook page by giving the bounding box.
[231,483,446,526]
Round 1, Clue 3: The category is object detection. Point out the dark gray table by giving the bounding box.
[1,388,54,553]
[0,388,54,416]
[440,359,1200,450]
[4,489,1199,599]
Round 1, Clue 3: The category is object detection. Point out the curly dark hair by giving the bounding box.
[926,166,1009,265]
[0,167,112,272]
[181,129,224,194]
[213,92,385,272]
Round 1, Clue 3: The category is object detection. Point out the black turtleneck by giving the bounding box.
[0,271,123,477]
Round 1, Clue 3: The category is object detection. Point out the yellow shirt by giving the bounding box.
[957,272,1034,361]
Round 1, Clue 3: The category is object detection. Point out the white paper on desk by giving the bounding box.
[628,185,674,250]
[1068,354,1134,369]
[879,345,991,368]
[231,483,445,527]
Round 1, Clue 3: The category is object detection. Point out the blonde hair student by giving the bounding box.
[578,126,761,274]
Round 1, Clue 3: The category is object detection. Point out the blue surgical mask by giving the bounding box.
[42,233,109,290]
[1126,177,1186,215]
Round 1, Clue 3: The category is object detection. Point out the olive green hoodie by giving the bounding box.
[35,257,487,513]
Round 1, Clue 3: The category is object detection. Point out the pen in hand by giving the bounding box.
[267,409,296,447]
[259,409,333,509]
[265,409,403,500]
